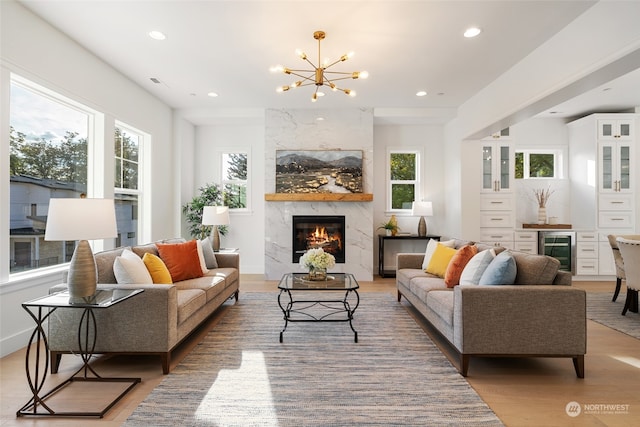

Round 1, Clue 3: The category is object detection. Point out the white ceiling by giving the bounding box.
[17,0,640,125]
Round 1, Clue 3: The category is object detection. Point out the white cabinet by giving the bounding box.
[598,141,632,193]
[481,142,513,193]
[576,232,599,275]
[568,113,638,278]
[514,231,537,254]
[598,119,634,141]
[479,193,514,248]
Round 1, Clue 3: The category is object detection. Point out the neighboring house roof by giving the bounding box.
[10,175,86,192]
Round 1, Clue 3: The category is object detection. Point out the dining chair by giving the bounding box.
[607,235,626,302]
[615,237,640,315]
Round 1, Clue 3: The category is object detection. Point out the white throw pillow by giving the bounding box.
[200,237,219,269]
[459,249,496,285]
[114,249,153,284]
[421,239,456,270]
[196,239,210,274]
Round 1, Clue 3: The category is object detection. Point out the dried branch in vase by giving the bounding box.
[533,186,555,208]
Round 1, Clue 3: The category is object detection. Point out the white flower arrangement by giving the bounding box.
[299,248,336,271]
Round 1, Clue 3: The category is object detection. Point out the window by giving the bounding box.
[388,150,420,210]
[221,152,248,209]
[115,124,145,247]
[515,149,562,179]
[9,76,91,273]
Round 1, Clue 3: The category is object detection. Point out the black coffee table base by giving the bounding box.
[278,287,359,343]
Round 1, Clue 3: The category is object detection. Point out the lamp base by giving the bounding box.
[211,227,221,252]
[67,240,98,298]
[418,216,427,237]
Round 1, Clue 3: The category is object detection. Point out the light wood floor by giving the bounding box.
[2,277,639,426]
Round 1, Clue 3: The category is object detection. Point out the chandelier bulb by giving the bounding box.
[296,49,307,60]
[270,65,284,73]
[292,81,301,88]
[276,85,290,93]
[344,89,356,97]
[311,93,318,102]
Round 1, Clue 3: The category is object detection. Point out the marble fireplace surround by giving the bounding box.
[264,108,374,281]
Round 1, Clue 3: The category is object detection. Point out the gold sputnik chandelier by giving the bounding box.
[271,30,368,102]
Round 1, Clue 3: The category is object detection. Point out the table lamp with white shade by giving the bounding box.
[45,198,118,298]
[202,206,230,251]
[411,201,433,237]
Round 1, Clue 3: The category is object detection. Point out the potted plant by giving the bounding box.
[377,215,399,236]
[182,183,228,239]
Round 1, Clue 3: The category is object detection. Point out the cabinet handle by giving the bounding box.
[490,218,504,221]
[611,218,625,221]
[611,201,624,204]
[490,201,503,204]
[582,249,595,252]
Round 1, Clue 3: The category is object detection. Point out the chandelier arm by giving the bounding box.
[323,71,357,76]
[286,71,315,80]
[323,58,345,69]
[301,57,317,69]
[324,76,356,82]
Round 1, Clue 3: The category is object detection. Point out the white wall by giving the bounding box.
[0,1,177,357]
[191,119,266,274]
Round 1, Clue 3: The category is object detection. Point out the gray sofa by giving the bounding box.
[396,239,586,378]
[48,239,239,374]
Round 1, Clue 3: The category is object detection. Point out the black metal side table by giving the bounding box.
[17,288,143,418]
[378,234,441,277]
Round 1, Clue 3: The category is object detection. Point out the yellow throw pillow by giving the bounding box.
[426,244,458,278]
[143,252,173,284]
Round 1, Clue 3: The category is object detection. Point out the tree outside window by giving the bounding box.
[389,151,418,210]
[515,150,558,179]
[221,152,248,209]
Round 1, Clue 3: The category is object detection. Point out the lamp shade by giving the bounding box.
[202,206,230,226]
[411,201,433,217]
[45,198,117,241]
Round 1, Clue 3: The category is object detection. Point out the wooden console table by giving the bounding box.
[378,234,440,278]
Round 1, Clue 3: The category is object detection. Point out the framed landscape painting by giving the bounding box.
[275,150,363,194]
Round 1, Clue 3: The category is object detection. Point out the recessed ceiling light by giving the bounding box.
[148,30,166,40]
[464,27,481,38]
[316,117,325,121]
[207,92,219,98]
[416,91,427,97]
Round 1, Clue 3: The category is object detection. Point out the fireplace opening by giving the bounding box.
[292,215,345,264]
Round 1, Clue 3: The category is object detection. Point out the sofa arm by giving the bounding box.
[397,253,425,270]
[48,283,178,353]
[453,285,586,356]
[215,252,239,269]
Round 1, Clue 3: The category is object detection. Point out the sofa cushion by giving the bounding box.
[208,267,239,289]
[459,249,495,285]
[142,253,173,284]
[157,240,204,282]
[421,238,456,270]
[511,251,560,285]
[94,246,130,284]
[426,290,455,328]
[177,274,226,302]
[176,289,207,325]
[409,276,448,301]
[131,243,159,258]
[426,244,458,277]
[200,236,219,269]
[479,251,517,285]
[444,244,478,287]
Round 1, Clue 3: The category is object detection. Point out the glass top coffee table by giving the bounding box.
[277,272,360,343]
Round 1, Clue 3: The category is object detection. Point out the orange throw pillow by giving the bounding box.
[156,240,204,282]
[444,244,478,287]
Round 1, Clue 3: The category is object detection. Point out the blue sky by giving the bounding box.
[10,82,88,143]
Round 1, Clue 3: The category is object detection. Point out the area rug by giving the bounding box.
[587,292,640,340]
[124,292,503,426]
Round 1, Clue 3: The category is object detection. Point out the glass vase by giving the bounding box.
[308,267,327,281]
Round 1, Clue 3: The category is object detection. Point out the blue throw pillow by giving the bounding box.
[478,251,517,285]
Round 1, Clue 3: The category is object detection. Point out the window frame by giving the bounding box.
[8,74,97,278]
[114,122,148,247]
[515,148,564,180]
[386,148,421,213]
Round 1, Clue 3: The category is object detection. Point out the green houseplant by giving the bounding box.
[377,215,399,236]
[182,183,228,240]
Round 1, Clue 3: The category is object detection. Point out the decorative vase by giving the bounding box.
[308,267,327,281]
[389,215,398,236]
[537,206,547,224]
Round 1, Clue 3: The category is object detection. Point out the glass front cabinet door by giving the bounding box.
[599,141,632,193]
[598,119,634,141]
[482,143,512,192]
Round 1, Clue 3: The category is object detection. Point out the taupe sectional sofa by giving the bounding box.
[48,238,239,374]
[396,239,587,378]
